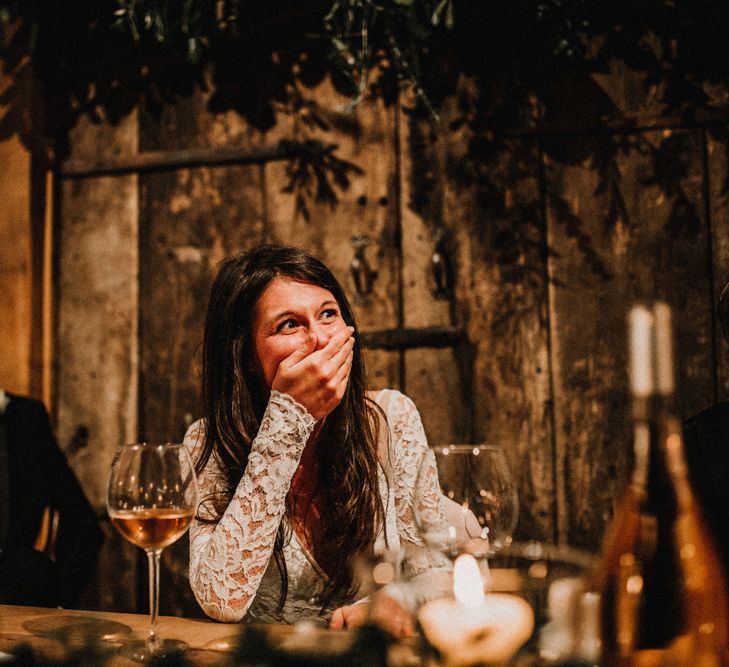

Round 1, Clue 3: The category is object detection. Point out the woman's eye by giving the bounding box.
[276,319,299,332]
[321,308,339,320]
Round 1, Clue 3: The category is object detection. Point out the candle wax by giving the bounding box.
[419,593,534,667]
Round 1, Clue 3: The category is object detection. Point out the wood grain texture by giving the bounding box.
[0,64,41,399]
[0,602,238,653]
[546,128,714,549]
[398,81,556,542]
[264,78,401,393]
[706,128,729,401]
[0,134,32,395]
[138,89,265,445]
[54,111,141,614]
[448,141,554,543]
[55,111,139,509]
[399,98,469,448]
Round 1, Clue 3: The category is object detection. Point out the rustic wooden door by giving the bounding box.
[53,74,729,614]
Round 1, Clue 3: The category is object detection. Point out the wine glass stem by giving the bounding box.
[146,549,163,650]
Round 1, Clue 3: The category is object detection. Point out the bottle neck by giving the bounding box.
[661,414,696,514]
[630,395,680,515]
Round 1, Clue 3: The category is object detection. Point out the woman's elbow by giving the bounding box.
[206,604,245,623]
[190,573,251,622]
[194,592,248,623]
[189,556,253,622]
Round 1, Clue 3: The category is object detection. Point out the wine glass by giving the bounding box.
[107,442,198,662]
[418,444,519,557]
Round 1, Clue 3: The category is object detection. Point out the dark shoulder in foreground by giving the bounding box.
[684,400,729,430]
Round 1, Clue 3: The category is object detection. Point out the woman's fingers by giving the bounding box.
[369,594,415,639]
[271,325,356,420]
[294,328,354,385]
[331,598,415,639]
[326,334,355,378]
[329,606,346,630]
[305,326,354,367]
[277,334,318,375]
[334,349,354,391]
[324,326,355,359]
[329,603,368,631]
[289,334,318,365]
[317,340,354,412]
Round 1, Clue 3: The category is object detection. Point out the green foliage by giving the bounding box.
[3,1,729,126]
[3,1,729,148]
[1,0,726,279]
[323,0,453,113]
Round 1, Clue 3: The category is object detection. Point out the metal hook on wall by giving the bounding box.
[350,233,377,303]
[431,227,454,299]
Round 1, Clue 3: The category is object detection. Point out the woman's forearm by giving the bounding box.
[188,391,316,621]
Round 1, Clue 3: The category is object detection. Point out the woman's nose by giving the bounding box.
[310,323,331,350]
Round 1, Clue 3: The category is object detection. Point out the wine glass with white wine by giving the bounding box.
[107,442,198,662]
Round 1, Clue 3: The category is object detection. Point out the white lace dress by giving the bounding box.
[184,388,448,624]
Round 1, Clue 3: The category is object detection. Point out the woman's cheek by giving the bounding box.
[257,341,291,386]
[331,320,349,337]
[270,333,310,367]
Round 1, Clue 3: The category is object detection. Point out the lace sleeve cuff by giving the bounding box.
[270,390,316,427]
[251,390,317,458]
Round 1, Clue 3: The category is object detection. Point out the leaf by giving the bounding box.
[431,0,449,25]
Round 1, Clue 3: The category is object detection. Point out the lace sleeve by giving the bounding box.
[382,391,452,608]
[186,391,316,622]
[387,391,448,548]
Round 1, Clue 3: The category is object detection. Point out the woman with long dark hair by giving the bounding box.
[185,245,447,633]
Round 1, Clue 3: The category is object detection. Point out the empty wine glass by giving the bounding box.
[418,444,519,557]
[107,442,198,662]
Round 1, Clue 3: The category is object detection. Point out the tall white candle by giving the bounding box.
[629,305,654,398]
[652,301,674,395]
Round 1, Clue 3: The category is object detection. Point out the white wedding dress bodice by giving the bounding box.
[185,388,447,624]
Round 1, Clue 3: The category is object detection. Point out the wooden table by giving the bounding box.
[0,604,420,665]
[0,604,247,665]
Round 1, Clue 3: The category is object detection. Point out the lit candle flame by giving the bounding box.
[453,553,485,608]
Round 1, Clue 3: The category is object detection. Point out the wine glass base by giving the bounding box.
[118,638,188,662]
[203,634,240,652]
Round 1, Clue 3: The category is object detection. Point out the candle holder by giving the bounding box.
[414,444,596,665]
[416,542,597,667]
[418,552,535,667]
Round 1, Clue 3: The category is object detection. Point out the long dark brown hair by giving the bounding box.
[195,244,385,611]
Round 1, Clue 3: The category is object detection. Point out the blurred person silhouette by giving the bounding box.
[682,281,729,585]
[0,390,104,608]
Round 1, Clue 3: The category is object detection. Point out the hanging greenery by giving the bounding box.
[3,1,729,151]
[2,0,729,279]
[0,1,454,149]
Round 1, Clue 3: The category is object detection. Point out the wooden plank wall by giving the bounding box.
[0,61,54,407]
[52,73,729,613]
[0,129,32,395]
[55,111,141,611]
[0,67,33,396]
[546,129,716,545]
